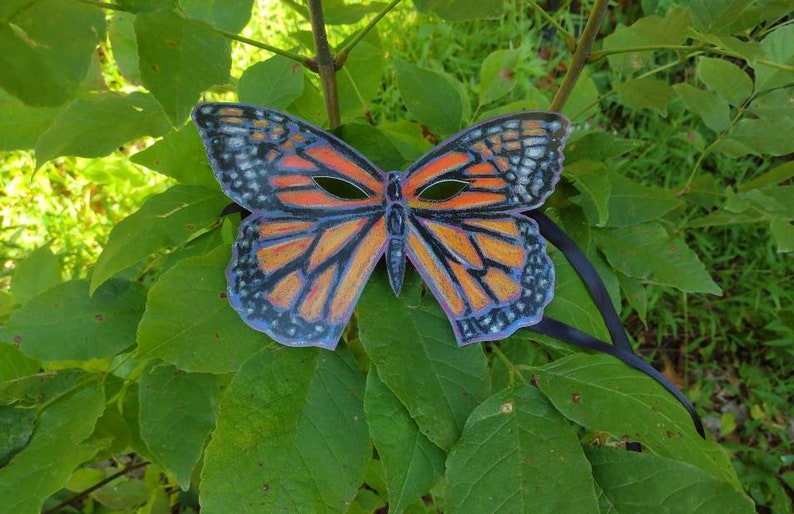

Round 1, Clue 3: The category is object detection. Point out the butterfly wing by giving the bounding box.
[192,103,386,214]
[401,112,570,345]
[192,103,389,348]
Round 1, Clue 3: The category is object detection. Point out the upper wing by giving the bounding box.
[192,102,386,214]
[229,211,388,349]
[405,213,553,345]
[402,112,569,214]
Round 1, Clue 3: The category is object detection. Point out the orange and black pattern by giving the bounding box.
[193,103,569,349]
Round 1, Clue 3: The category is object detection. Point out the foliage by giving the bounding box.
[1,0,792,512]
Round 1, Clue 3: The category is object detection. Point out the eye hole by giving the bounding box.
[417,179,469,201]
[313,176,369,200]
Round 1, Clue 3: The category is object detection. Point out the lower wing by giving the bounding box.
[228,211,388,349]
[404,213,554,345]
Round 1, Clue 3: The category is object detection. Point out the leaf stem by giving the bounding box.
[42,460,151,514]
[526,0,576,49]
[307,0,341,128]
[335,0,402,68]
[215,29,314,69]
[589,44,706,61]
[549,0,609,112]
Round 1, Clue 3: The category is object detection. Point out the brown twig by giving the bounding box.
[307,0,341,128]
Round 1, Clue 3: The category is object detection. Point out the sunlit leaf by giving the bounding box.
[181,0,254,33]
[238,55,304,109]
[10,244,60,306]
[394,59,463,137]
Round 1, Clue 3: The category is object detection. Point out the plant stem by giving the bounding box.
[307,0,341,128]
[216,29,314,69]
[42,461,151,514]
[589,44,705,61]
[336,0,402,68]
[549,0,609,113]
[526,0,576,49]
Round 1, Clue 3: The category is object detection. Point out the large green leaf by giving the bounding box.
[394,59,463,137]
[357,271,491,450]
[0,345,39,383]
[565,160,611,227]
[91,185,228,293]
[614,77,674,116]
[10,244,60,306]
[181,0,254,32]
[697,57,753,106]
[108,12,140,83]
[35,91,171,165]
[338,31,383,119]
[0,90,62,150]
[593,223,722,295]
[756,23,794,91]
[139,362,219,489]
[479,48,521,106]
[238,54,304,109]
[364,368,445,512]
[533,354,740,486]
[8,279,146,362]
[130,125,220,189]
[728,115,794,156]
[673,83,731,132]
[201,347,370,512]
[446,387,599,513]
[0,382,104,514]
[587,447,754,511]
[691,0,752,33]
[135,9,231,124]
[135,246,268,373]
[412,0,504,21]
[0,0,105,106]
[602,9,690,75]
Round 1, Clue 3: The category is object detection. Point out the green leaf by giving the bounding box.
[412,0,504,21]
[691,0,752,33]
[10,244,60,305]
[35,91,171,165]
[238,55,304,109]
[446,387,599,512]
[338,32,383,119]
[534,354,741,486]
[0,369,85,407]
[770,217,794,253]
[616,272,648,323]
[603,9,690,75]
[756,23,794,91]
[566,160,611,227]
[697,57,753,106]
[91,185,228,293]
[135,10,231,124]
[728,115,794,156]
[0,406,36,467]
[334,123,406,171]
[0,0,106,106]
[139,362,219,489]
[564,132,642,163]
[130,125,220,190]
[562,70,599,121]
[108,12,141,83]
[182,0,254,32]
[357,271,491,450]
[135,246,267,373]
[0,382,104,514]
[739,161,794,191]
[394,59,463,137]
[614,77,674,116]
[201,347,370,512]
[364,368,445,512]
[673,83,731,132]
[0,90,62,151]
[587,447,754,511]
[593,223,722,295]
[479,48,521,106]
[7,279,146,361]
[320,0,389,24]
[0,344,39,383]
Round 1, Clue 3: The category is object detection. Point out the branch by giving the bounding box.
[307,0,341,128]
[549,0,609,113]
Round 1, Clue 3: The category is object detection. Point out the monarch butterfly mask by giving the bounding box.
[193,103,705,438]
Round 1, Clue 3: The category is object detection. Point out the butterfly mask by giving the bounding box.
[193,103,705,437]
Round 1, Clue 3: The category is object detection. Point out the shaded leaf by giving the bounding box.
[357,271,490,451]
[139,362,219,489]
[0,90,62,151]
[603,9,690,75]
[108,12,141,83]
[9,279,146,361]
[739,161,794,191]
[691,0,752,33]
[338,33,383,119]
[364,368,445,512]
[587,447,754,512]
[182,0,254,33]
[614,77,674,116]
[0,382,104,514]
[770,217,794,253]
[566,160,611,227]
[334,123,406,171]
[10,244,60,306]
[533,354,741,486]
[135,10,231,124]
[674,83,731,132]
[446,387,599,512]
[0,0,106,106]
[755,20,794,91]
[479,48,521,106]
[394,59,463,137]
[130,125,220,189]
[564,132,642,163]
[0,344,40,383]
[201,347,369,512]
[238,55,304,109]
[412,0,504,21]
[728,115,794,156]
[135,246,267,373]
[91,185,228,293]
[35,91,171,165]
[593,223,722,295]
[697,57,753,106]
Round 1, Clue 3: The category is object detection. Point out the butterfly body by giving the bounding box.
[193,103,569,349]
